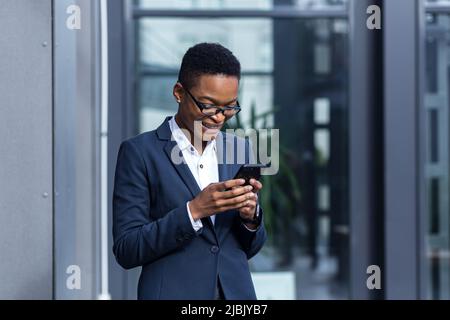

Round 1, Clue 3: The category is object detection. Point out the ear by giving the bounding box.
[173,82,184,103]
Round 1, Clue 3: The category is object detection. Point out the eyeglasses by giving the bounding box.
[182,85,241,117]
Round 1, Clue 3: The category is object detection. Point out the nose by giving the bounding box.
[210,112,226,123]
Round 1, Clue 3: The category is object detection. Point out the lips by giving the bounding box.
[202,123,222,130]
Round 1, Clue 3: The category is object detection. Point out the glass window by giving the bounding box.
[135,14,349,300]
[425,12,450,300]
[137,18,273,132]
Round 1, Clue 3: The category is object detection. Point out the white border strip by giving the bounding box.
[98,0,111,300]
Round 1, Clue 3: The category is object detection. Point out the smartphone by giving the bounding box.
[232,164,268,186]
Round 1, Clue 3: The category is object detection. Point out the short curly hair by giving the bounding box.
[178,43,241,90]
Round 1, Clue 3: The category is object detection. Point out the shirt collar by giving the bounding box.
[169,116,217,154]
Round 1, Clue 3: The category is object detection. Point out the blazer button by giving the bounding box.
[210,246,219,254]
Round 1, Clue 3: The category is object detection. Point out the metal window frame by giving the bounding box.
[383,0,449,301]
[107,0,142,300]
[420,0,429,301]
[139,71,274,77]
[133,7,348,19]
[348,0,384,300]
[421,0,450,300]
[384,0,426,300]
[422,14,450,300]
[425,2,450,13]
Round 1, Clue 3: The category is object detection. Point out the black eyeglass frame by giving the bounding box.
[181,84,242,117]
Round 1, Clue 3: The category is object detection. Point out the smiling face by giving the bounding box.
[173,74,239,145]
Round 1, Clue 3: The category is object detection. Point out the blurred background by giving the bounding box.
[0,0,449,300]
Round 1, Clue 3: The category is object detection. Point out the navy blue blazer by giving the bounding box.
[112,117,267,300]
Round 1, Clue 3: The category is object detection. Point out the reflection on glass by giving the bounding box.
[138,18,273,72]
[425,13,450,300]
[264,18,349,300]
[138,74,273,133]
[136,16,349,300]
[294,0,347,10]
[137,18,273,132]
[136,0,347,10]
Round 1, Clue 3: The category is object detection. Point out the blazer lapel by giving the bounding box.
[159,118,217,242]
[163,140,201,198]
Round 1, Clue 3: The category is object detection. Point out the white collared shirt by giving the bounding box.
[169,117,218,231]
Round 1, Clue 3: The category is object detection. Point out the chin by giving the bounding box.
[201,128,220,141]
[192,121,222,142]
[202,132,218,141]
